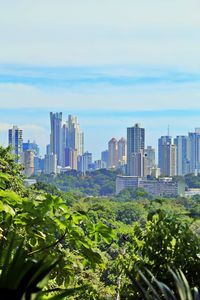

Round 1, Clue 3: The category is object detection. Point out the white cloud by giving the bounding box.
[0,0,200,68]
[1,0,200,158]
[0,78,200,112]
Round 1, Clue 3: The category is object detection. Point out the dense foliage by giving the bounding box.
[34,169,118,196]
[1,146,200,299]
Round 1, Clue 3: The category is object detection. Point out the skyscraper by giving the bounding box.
[22,150,35,178]
[188,129,200,174]
[44,153,57,174]
[8,125,23,162]
[108,138,118,169]
[50,112,62,166]
[78,152,92,173]
[174,136,190,175]
[158,136,177,176]
[118,137,127,164]
[101,150,109,168]
[131,150,147,177]
[145,146,156,176]
[64,148,78,170]
[127,123,145,175]
[66,115,84,156]
[158,136,173,171]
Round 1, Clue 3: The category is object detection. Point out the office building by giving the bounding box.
[127,123,145,175]
[158,136,173,170]
[188,129,200,174]
[174,136,190,175]
[78,152,92,173]
[145,146,156,175]
[64,148,78,170]
[108,138,118,169]
[101,150,109,168]
[131,149,147,177]
[8,126,23,163]
[118,137,127,164]
[116,175,185,197]
[158,136,177,176]
[50,112,62,166]
[44,153,57,174]
[22,150,35,178]
[66,115,84,156]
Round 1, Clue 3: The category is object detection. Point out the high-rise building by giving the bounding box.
[50,113,84,168]
[145,146,156,176]
[131,149,147,177]
[50,112,62,166]
[158,136,173,171]
[78,152,92,173]
[101,150,109,168]
[169,144,177,176]
[22,140,39,157]
[188,129,200,174]
[8,125,23,162]
[66,115,84,156]
[127,123,145,175]
[146,146,155,168]
[22,150,35,178]
[118,137,127,165]
[158,136,177,176]
[44,153,57,174]
[108,138,118,169]
[64,148,78,170]
[174,136,190,175]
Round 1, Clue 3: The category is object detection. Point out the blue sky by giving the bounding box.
[0,0,200,159]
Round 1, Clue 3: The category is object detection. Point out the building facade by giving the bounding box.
[116,175,185,197]
[50,112,62,166]
[8,125,23,163]
[127,123,145,175]
[108,138,118,169]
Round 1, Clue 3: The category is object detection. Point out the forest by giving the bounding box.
[1,145,200,299]
[34,170,200,198]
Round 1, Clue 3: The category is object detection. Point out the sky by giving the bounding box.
[0,0,200,159]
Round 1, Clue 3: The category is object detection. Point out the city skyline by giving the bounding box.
[3,112,200,160]
[0,1,200,158]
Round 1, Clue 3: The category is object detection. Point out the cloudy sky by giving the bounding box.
[0,0,200,158]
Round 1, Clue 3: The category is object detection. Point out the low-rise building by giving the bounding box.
[116,175,185,197]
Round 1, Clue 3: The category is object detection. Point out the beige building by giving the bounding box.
[116,175,185,197]
[118,137,127,165]
[22,150,34,178]
[108,138,118,169]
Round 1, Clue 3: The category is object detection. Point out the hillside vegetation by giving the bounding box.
[1,146,200,299]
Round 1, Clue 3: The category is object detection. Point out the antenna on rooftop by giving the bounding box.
[167,125,170,137]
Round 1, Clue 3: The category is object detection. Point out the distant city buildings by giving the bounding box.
[48,113,85,172]
[6,113,200,193]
